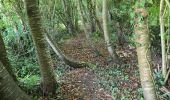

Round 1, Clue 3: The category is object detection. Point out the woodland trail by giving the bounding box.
[60,33,137,66]
[60,33,109,66]
[53,33,141,99]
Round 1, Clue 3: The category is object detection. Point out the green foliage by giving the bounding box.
[153,71,168,99]
[110,33,118,43]
[91,31,102,42]
[91,64,143,99]
[126,33,138,46]
[110,1,132,22]
[9,53,40,78]
[19,75,40,90]
[150,26,161,53]
[87,62,98,70]
[0,19,6,29]
[135,0,145,8]
[147,0,153,4]
[8,49,41,93]
[148,5,159,26]
[1,0,34,57]
[55,63,71,78]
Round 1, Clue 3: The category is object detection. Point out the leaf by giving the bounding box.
[147,0,153,4]
[130,12,135,19]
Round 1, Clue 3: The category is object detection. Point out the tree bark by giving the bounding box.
[115,22,126,45]
[102,0,118,62]
[78,0,100,56]
[91,0,103,33]
[0,62,31,100]
[78,0,92,45]
[25,0,56,94]
[134,7,157,100]
[160,0,167,78]
[87,0,96,33]
[62,0,75,35]
[0,33,17,82]
[45,33,88,68]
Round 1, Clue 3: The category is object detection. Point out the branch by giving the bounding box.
[160,86,170,97]
[164,69,170,85]
[165,0,170,11]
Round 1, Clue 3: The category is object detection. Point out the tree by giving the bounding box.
[78,0,100,56]
[45,33,89,68]
[25,0,56,93]
[87,0,96,33]
[62,0,76,35]
[102,0,119,62]
[91,0,103,33]
[160,0,166,78]
[0,61,31,100]
[134,3,157,100]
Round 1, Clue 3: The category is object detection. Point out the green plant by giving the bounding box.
[19,75,40,90]
[91,31,102,42]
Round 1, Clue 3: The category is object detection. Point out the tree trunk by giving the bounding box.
[134,7,157,100]
[25,0,56,94]
[62,0,75,35]
[0,62,31,100]
[92,0,103,33]
[160,0,167,78]
[78,0,92,45]
[0,33,17,82]
[78,0,100,56]
[45,33,88,68]
[102,0,118,62]
[115,22,126,45]
[87,0,96,33]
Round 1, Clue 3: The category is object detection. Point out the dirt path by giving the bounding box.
[60,33,109,66]
[60,33,137,66]
[57,68,112,100]
[54,33,141,99]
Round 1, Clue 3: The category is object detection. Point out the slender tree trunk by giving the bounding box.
[134,7,157,100]
[25,0,56,94]
[115,22,126,45]
[45,33,88,68]
[0,62,31,100]
[165,0,170,10]
[102,0,118,62]
[78,0,100,56]
[74,7,79,32]
[0,33,17,82]
[87,0,96,33]
[160,0,167,78]
[78,0,91,41]
[92,0,103,33]
[62,0,75,35]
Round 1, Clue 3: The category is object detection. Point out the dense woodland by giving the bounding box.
[1,0,170,100]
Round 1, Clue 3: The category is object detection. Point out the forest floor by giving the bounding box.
[51,33,144,100]
[24,33,164,100]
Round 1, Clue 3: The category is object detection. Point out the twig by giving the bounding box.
[160,86,170,97]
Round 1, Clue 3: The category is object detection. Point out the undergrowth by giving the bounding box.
[6,32,167,99]
[7,51,168,99]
